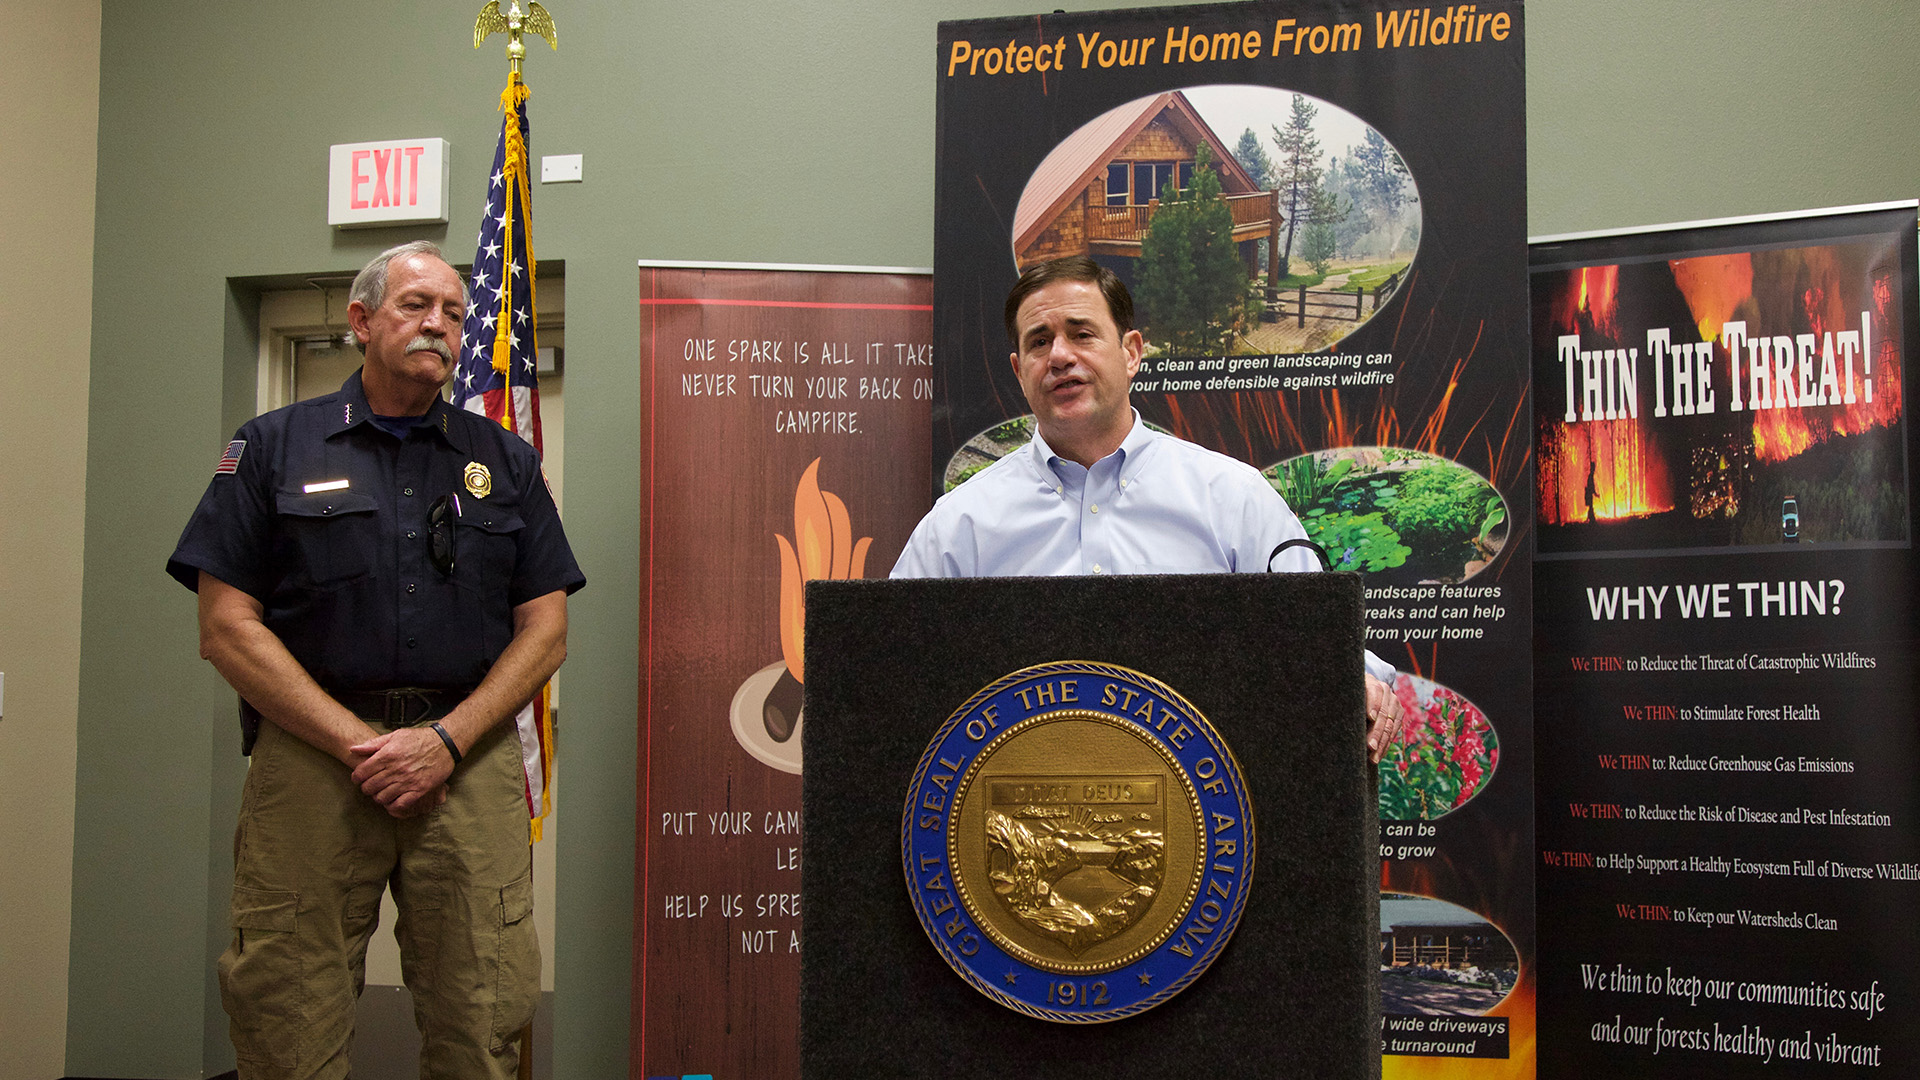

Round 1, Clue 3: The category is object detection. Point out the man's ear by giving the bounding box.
[346,300,371,347]
[1008,350,1022,377]
[1121,329,1144,379]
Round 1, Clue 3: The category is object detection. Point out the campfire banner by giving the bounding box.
[936,2,1533,1074]
[1531,202,1920,1077]
[637,263,932,1078]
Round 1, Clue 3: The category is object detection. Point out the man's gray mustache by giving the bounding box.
[407,336,455,362]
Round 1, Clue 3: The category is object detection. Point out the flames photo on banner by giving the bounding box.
[637,264,932,1078]
[1531,203,1920,1078]
[937,1,1532,1073]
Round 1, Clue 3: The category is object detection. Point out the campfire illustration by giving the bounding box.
[727,458,872,773]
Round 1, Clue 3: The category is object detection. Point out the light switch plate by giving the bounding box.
[541,154,583,183]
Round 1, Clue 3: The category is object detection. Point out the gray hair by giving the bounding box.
[348,241,471,349]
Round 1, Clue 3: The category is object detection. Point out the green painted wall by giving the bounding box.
[64,1,1920,1077]
[0,3,97,1080]
[1527,1,1920,234]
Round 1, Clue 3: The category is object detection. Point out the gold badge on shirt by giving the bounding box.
[463,461,493,499]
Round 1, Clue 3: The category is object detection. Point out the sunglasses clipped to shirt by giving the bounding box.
[428,492,461,576]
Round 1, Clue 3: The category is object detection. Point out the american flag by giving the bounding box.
[453,70,543,454]
[214,439,246,476]
[454,70,555,840]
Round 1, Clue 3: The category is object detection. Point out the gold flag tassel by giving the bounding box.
[489,72,536,387]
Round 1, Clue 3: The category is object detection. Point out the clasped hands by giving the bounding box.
[349,726,454,818]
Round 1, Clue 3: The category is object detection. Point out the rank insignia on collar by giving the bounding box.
[903,661,1255,1022]
[464,461,493,499]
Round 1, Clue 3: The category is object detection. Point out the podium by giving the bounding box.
[801,573,1380,1078]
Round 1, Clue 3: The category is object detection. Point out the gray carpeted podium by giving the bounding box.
[801,573,1380,1079]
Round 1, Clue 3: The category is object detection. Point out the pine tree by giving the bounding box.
[1269,93,1324,279]
[1135,144,1254,354]
[1232,127,1274,189]
[1233,127,1278,275]
[1339,127,1418,260]
[1301,218,1338,275]
[1351,127,1413,216]
[1301,184,1347,274]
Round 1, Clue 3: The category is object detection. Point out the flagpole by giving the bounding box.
[467,6,562,1076]
[464,1,562,856]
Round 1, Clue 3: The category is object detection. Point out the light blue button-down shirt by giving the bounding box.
[893,413,1318,577]
[892,412,1392,679]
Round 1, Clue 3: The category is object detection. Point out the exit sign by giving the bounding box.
[328,138,450,228]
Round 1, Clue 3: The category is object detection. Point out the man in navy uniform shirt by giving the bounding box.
[169,240,584,1079]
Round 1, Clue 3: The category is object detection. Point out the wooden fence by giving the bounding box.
[1265,271,1401,326]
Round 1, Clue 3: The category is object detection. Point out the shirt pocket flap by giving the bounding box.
[274,489,379,519]
[461,510,526,537]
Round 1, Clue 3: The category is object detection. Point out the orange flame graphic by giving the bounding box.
[774,458,872,683]
[1670,252,1752,345]
[1566,261,1612,336]
[1743,317,1904,464]
[1535,264,1677,524]
[1669,248,1905,464]
[1537,417,1674,524]
[1551,265,1621,341]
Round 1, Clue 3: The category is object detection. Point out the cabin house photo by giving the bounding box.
[1011,89,1282,286]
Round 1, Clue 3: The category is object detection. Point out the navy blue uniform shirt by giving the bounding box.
[168,369,585,691]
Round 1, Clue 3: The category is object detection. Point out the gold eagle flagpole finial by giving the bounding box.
[474,0,557,75]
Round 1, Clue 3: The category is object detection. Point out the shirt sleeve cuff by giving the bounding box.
[1363,650,1396,684]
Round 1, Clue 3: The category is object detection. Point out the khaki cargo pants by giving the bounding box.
[219,715,538,1080]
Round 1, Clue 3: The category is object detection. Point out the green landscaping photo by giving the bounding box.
[1264,446,1508,585]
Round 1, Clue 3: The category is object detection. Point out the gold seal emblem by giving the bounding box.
[955,715,1198,972]
[904,662,1254,1022]
[463,461,493,499]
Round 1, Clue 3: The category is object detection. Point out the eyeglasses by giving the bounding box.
[428,492,461,576]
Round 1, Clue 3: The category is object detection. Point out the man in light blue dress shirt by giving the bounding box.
[892,255,1402,759]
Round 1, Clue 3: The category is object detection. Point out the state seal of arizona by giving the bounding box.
[902,661,1256,1022]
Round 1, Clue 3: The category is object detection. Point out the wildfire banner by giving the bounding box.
[1531,202,1920,1078]
[636,263,931,1079]
[936,1,1534,1074]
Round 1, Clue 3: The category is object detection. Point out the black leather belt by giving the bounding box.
[332,687,468,727]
